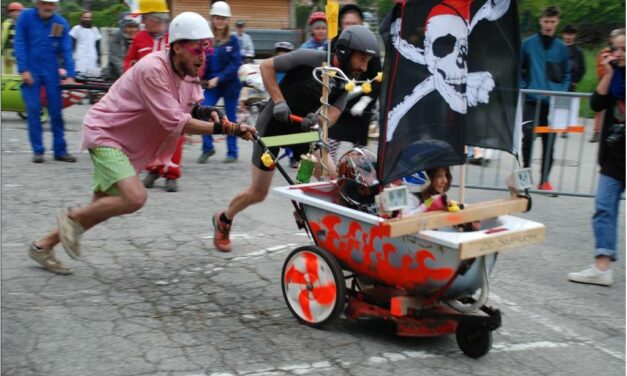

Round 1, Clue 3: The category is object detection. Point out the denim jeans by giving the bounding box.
[593,173,625,261]
[522,101,554,184]
[201,88,239,158]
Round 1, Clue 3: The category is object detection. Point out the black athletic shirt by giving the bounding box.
[273,49,347,118]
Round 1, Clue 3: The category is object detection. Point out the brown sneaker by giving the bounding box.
[212,212,232,252]
[57,208,85,260]
[28,242,73,275]
[54,154,77,162]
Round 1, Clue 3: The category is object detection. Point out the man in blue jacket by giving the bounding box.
[14,0,77,163]
[520,5,570,191]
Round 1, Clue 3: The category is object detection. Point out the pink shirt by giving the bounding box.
[82,51,203,173]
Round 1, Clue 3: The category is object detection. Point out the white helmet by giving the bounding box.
[169,12,213,44]
[210,1,231,17]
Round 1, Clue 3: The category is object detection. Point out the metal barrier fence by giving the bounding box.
[458,89,607,198]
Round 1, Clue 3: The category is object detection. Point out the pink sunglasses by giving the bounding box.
[184,39,214,56]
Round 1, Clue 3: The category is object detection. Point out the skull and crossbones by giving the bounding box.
[386,0,510,142]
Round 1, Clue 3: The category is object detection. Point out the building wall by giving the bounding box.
[171,0,292,29]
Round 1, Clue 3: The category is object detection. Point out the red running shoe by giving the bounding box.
[538,181,554,191]
[212,212,232,252]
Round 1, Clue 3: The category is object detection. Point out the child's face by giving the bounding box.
[431,169,449,194]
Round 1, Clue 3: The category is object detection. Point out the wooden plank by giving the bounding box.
[261,131,319,147]
[384,197,530,237]
[459,226,546,260]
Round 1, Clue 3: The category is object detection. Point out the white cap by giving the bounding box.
[169,12,213,44]
[210,1,231,17]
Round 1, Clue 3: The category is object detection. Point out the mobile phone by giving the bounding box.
[610,60,619,70]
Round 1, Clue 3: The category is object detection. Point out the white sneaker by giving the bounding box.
[568,266,612,286]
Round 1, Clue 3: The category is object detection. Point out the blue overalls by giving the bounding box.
[14,8,75,157]
[202,34,242,159]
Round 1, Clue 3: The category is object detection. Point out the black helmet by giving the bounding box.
[335,25,378,65]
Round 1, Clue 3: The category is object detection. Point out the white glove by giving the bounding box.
[350,96,373,117]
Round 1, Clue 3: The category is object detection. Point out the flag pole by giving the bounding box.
[459,164,466,204]
[320,0,339,178]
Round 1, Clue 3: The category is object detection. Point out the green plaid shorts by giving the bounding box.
[89,147,136,196]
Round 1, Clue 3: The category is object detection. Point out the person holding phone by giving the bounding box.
[568,28,625,286]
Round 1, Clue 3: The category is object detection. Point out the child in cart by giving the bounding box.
[403,167,482,231]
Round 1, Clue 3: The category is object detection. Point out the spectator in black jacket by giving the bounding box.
[326,4,382,161]
[561,24,586,92]
[568,28,625,286]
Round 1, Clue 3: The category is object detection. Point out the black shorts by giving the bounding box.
[252,102,311,171]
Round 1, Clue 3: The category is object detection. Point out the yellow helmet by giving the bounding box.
[138,0,169,14]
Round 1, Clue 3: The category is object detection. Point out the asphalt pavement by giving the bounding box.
[1,104,625,376]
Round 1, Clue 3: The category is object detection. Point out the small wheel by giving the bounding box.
[281,245,346,328]
[456,321,493,358]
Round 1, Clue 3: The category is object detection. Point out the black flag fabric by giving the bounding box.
[377,0,520,185]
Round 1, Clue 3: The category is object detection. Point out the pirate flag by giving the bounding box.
[377,0,520,185]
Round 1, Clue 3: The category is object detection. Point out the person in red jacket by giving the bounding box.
[123,0,169,71]
[124,0,187,192]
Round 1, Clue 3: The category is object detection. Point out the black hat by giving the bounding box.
[339,4,364,23]
[236,20,245,27]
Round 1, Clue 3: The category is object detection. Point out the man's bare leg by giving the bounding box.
[224,165,274,220]
[35,176,147,249]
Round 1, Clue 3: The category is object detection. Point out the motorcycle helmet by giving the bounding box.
[336,148,379,213]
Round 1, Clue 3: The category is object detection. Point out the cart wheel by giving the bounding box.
[281,245,346,328]
[456,321,492,358]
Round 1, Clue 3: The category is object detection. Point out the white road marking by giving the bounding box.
[230,244,297,262]
[205,340,576,376]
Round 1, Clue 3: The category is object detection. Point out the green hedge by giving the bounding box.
[62,3,130,28]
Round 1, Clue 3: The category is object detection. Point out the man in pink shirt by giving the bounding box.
[27,12,256,275]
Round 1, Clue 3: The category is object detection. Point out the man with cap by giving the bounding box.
[233,20,255,64]
[107,15,140,81]
[14,0,77,163]
[2,2,24,74]
[211,25,379,253]
[27,12,256,275]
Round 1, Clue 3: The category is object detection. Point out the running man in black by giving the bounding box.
[212,25,379,252]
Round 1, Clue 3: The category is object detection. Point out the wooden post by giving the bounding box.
[459,163,466,204]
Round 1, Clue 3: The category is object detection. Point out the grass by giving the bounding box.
[575,46,604,94]
[572,46,605,118]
